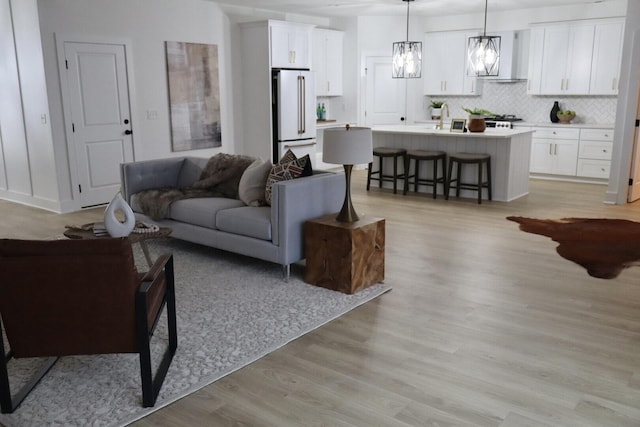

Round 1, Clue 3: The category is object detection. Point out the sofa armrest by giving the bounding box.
[270,171,345,265]
[120,158,187,204]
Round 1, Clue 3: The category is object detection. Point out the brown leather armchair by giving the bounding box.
[0,237,177,413]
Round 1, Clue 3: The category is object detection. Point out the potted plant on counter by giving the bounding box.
[430,101,444,120]
[463,107,493,133]
[556,110,576,124]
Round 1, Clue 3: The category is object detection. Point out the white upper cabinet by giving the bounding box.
[312,29,344,96]
[270,21,313,69]
[590,20,624,95]
[528,18,624,95]
[526,27,545,94]
[423,31,481,96]
[539,22,594,95]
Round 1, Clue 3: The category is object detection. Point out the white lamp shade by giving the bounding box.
[323,127,373,165]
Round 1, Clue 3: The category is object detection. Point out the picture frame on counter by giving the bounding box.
[450,119,467,133]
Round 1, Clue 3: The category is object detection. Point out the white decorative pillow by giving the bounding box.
[238,159,272,206]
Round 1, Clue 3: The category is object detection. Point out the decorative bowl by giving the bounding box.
[557,113,576,124]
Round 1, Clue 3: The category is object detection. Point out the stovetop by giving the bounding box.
[485,114,523,122]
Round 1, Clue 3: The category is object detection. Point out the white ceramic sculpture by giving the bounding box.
[104,192,136,237]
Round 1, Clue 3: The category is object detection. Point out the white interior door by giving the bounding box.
[364,56,406,126]
[63,41,134,208]
[627,86,640,202]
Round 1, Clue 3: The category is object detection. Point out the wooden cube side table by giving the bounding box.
[304,213,385,294]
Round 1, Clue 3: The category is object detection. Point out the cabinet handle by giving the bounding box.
[554,144,558,156]
[603,149,608,153]
[527,79,531,91]
[327,81,330,92]
[549,144,553,155]
[612,78,618,91]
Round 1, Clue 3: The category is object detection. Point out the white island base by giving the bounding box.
[372,125,534,202]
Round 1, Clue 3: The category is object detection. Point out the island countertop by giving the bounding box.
[373,124,534,138]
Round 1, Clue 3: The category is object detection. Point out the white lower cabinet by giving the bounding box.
[577,128,614,179]
[530,128,580,176]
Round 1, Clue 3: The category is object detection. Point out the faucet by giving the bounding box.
[437,103,450,130]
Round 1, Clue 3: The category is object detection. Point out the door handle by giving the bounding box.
[124,130,132,135]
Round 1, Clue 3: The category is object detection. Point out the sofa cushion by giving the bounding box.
[238,159,272,207]
[168,197,245,229]
[216,206,272,241]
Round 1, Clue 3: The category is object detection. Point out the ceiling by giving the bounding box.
[213,0,608,18]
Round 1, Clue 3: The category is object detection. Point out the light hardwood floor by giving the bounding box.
[2,173,640,426]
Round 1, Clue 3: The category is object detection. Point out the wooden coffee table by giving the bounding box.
[63,223,172,267]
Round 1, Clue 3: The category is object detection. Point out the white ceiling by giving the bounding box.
[212,0,609,18]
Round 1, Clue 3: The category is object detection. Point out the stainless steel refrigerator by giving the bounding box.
[272,69,317,164]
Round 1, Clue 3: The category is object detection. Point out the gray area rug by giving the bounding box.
[0,238,391,427]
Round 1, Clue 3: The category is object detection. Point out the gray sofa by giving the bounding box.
[120,156,344,278]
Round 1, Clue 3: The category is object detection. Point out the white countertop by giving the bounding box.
[316,121,351,129]
[372,124,534,139]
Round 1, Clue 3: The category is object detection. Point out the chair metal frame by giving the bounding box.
[0,241,177,413]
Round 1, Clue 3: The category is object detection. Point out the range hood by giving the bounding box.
[482,30,529,82]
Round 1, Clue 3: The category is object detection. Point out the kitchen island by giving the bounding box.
[372,125,534,202]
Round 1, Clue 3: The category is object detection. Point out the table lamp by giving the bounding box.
[323,125,373,222]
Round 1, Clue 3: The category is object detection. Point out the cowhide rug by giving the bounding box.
[507,216,640,279]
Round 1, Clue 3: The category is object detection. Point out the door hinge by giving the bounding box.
[78,184,82,193]
[629,178,634,186]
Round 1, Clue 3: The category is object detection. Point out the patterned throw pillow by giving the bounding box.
[279,149,297,165]
[264,153,312,205]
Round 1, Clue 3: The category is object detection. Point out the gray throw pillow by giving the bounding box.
[238,159,272,206]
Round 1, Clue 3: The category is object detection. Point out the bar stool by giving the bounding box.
[446,153,492,204]
[367,147,407,194]
[403,150,447,199]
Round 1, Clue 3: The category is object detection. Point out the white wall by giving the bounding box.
[0,0,60,211]
[36,0,234,211]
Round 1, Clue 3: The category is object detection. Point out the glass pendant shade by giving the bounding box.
[467,35,501,77]
[392,41,422,78]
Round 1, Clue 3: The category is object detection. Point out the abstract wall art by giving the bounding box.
[166,41,221,151]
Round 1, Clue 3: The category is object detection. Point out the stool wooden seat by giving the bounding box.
[367,147,407,194]
[446,153,492,204]
[403,150,447,199]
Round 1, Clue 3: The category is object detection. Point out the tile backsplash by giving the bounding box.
[425,81,617,125]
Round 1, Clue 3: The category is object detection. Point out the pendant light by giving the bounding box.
[392,0,422,79]
[467,0,501,77]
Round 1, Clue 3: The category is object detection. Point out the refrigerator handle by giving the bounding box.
[298,75,305,134]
